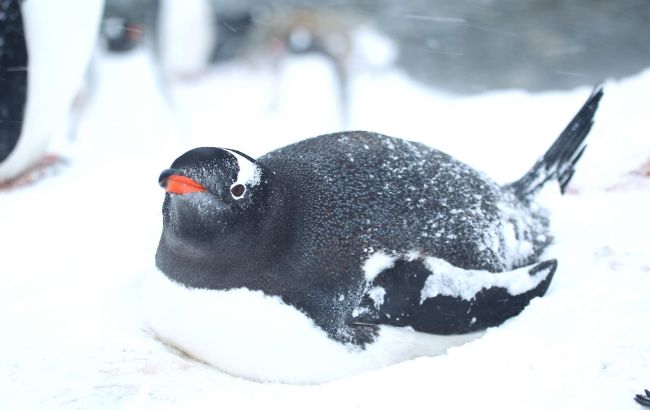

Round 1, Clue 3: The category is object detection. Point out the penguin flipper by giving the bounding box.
[353,257,557,335]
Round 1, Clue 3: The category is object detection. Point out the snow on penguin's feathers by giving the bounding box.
[143,87,603,384]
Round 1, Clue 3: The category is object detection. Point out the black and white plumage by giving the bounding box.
[143,87,603,383]
[0,0,103,183]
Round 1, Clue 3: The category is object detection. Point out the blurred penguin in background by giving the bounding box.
[157,0,215,79]
[0,0,104,188]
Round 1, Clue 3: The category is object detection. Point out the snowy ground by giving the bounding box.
[1,48,649,409]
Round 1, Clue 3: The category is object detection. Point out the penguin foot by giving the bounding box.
[0,154,66,191]
[635,390,650,407]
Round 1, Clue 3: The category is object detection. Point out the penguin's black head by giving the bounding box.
[158,147,270,243]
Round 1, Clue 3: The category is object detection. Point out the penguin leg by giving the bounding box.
[353,257,557,335]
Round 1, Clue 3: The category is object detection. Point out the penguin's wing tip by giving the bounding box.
[528,259,558,277]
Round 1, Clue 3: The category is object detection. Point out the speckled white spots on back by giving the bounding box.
[502,222,534,260]
[224,149,261,187]
[480,229,501,253]
[493,200,541,267]
[419,257,553,303]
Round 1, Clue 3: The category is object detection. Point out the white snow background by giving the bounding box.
[1,41,649,409]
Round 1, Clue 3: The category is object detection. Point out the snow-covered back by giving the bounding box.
[1,46,649,408]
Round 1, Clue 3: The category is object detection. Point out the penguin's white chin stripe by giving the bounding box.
[141,268,482,384]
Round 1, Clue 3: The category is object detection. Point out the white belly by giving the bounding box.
[0,0,103,181]
[141,269,483,384]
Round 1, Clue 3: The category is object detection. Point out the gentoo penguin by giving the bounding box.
[143,87,603,384]
[0,0,103,184]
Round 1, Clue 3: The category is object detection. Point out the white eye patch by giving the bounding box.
[230,183,246,199]
[224,149,261,188]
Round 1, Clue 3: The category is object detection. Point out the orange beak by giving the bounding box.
[160,171,207,195]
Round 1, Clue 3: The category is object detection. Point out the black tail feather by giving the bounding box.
[635,389,650,407]
[508,85,604,201]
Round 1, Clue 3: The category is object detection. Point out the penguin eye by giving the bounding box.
[230,184,246,198]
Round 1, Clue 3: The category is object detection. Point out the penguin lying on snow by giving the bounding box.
[143,87,603,384]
